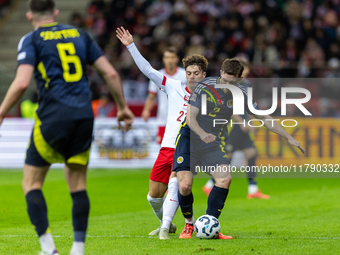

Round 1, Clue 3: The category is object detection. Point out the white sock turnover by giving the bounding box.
[185,217,195,224]
[70,241,84,255]
[39,232,56,253]
[147,194,164,222]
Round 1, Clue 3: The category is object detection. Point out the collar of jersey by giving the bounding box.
[39,22,58,27]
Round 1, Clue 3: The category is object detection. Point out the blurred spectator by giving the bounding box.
[79,0,340,117]
[69,12,86,29]
[0,0,11,18]
[92,92,115,118]
[146,0,172,27]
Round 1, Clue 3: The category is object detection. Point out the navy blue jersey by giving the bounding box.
[17,22,103,122]
[238,78,251,120]
[179,77,260,141]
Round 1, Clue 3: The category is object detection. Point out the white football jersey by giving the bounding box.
[155,76,191,148]
[148,67,186,126]
[126,42,190,148]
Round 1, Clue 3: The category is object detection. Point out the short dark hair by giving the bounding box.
[221,58,243,78]
[163,47,179,57]
[182,54,208,72]
[28,0,55,14]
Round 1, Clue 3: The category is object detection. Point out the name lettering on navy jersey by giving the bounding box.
[40,29,80,41]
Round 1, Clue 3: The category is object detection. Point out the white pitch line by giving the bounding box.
[1,235,339,240]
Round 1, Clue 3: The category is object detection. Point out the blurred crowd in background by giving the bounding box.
[15,0,340,118]
[0,0,11,18]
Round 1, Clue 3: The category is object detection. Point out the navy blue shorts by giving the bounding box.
[226,125,255,153]
[25,118,93,166]
[173,134,230,174]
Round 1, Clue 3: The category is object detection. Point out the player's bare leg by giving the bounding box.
[159,171,179,239]
[209,165,233,239]
[243,148,270,199]
[22,164,60,254]
[177,171,195,238]
[65,163,88,255]
[149,180,167,198]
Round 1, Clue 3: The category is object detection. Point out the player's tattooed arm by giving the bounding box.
[187,104,216,144]
[116,27,164,89]
[254,114,305,154]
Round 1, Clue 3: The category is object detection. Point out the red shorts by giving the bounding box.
[156,126,166,144]
[150,147,175,184]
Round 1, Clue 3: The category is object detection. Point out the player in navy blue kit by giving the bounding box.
[203,57,270,199]
[0,1,133,254]
[173,59,305,239]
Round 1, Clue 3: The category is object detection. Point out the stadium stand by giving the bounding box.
[81,0,340,118]
[0,0,339,117]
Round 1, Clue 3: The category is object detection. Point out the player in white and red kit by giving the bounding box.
[141,49,186,220]
[141,48,186,146]
[116,27,208,239]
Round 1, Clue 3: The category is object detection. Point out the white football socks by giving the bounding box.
[161,177,179,230]
[185,217,195,224]
[248,184,259,195]
[147,194,164,222]
[39,232,56,254]
[70,241,84,255]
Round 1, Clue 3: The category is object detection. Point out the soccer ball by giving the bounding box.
[194,215,220,239]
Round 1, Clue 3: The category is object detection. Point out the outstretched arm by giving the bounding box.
[116,27,165,89]
[255,114,305,154]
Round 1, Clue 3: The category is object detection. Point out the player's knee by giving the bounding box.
[148,189,164,198]
[178,180,192,196]
[22,179,42,194]
[215,177,232,189]
[149,181,167,198]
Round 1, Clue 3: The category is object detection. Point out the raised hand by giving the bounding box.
[116,26,134,46]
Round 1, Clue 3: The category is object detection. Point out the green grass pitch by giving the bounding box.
[0,169,339,254]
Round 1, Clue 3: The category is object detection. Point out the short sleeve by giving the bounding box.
[188,87,202,109]
[85,31,103,65]
[17,33,37,67]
